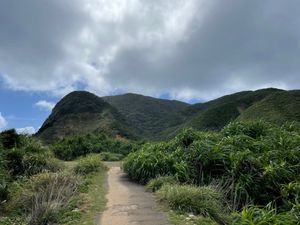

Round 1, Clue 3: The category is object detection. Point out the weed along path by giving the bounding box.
[99,162,170,225]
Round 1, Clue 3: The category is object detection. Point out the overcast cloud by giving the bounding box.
[0,0,300,101]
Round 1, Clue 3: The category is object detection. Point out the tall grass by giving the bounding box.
[123,121,300,223]
[28,172,79,225]
[146,176,178,192]
[157,184,227,224]
[51,133,137,160]
[6,172,79,225]
[123,143,175,183]
[74,154,107,175]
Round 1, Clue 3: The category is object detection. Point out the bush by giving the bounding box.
[182,136,226,185]
[230,204,299,225]
[74,155,106,175]
[146,176,178,192]
[0,129,21,149]
[23,153,64,177]
[170,212,218,225]
[157,184,226,224]
[173,128,202,148]
[5,148,63,177]
[5,172,79,224]
[0,169,9,204]
[0,216,26,225]
[222,121,269,138]
[123,143,175,183]
[99,152,124,161]
[51,134,137,160]
[0,152,9,203]
[123,121,300,222]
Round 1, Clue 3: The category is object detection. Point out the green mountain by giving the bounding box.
[183,88,284,131]
[237,90,300,124]
[103,93,189,139]
[36,91,134,144]
[36,88,300,143]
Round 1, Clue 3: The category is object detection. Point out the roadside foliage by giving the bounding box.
[123,121,300,224]
[0,130,107,225]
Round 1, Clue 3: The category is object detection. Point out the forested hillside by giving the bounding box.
[36,88,300,143]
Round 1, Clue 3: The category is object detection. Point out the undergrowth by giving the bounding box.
[124,121,300,224]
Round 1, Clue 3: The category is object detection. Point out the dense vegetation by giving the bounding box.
[238,90,300,124]
[51,133,139,161]
[104,93,189,139]
[3,109,300,225]
[123,121,300,224]
[37,88,300,143]
[36,91,135,144]
[0,130,107,225]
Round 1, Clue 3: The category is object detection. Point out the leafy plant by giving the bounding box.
[222,121,268,138]
[5,171,79,224]
[157,184,226,224]
[74,154,107,175]
[0,129,21,149]
[123,143,175,183]
[99,152,124,161]
[146,176,178,192]
[123,121,300,223]
[230,204,299,225]
[51,133,137,160]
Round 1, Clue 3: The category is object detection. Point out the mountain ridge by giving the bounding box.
[36,88,300,143]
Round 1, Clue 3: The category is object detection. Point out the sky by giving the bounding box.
[0,0,300,133]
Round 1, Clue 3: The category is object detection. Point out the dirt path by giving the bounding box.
[99,162,170,225]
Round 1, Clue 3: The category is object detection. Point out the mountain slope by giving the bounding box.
[36,91,133,143]
[238,90,300,124]
[103,93,189,139]
[36,88,300,143]
[183,88,284,131]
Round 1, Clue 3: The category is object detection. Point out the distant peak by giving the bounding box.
[65,90,96,97]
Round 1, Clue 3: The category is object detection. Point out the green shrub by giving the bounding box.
[230,204,299,225]
[0,129,21,149]
[173,128,202,148]
[5,149,24,177]
[0,169,9,204]
[183,137,226,185]
[51,134,137,160]
[157,184,226,223]
[281,181,300,210]
[5,171,79,224]
[170,211,218,225]
[222,121,269,138]
[23,153,64,176]
[5,149,63,177]
[123,121,300,222]
[123,143,175,183]
[74,155,106,175]
[99,152,124,161]
[0,216,26,225]
[0,151,9,203]
[146,176,178,192]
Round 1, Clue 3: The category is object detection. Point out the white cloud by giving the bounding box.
[16,127,36,135]
[0,112,7,131]
[0,1,300,101]
[35,100,55,111]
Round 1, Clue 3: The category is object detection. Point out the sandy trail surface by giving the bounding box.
[99,162,170,225]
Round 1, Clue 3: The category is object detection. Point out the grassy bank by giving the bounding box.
[123,121,300,224]
[70,170,107,225]
[59,155,108,225]
[0,129,108,225]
